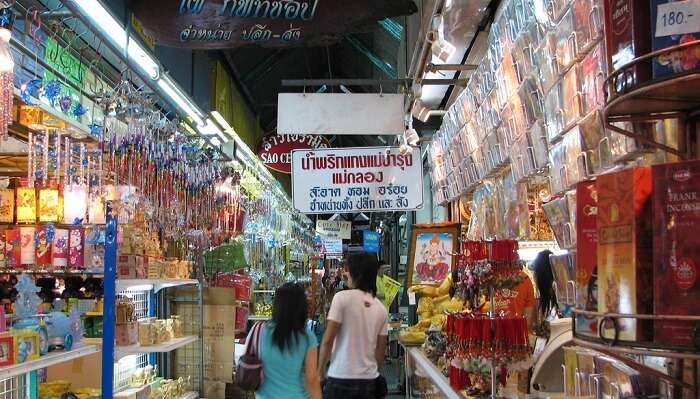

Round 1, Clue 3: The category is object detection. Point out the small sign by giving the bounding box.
[316,220,351,240]
[408,292,416,305]
[321,238,343,256]
[655,0,700,37]
[363,230,380,253]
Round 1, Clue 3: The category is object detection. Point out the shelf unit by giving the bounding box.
[115,336,199,360]
[115,279,199,293]
[0,345,99,380]
[247,315,271,321]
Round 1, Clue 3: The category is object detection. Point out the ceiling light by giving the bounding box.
[210,111,234,136]
[197,118,228,143]
[405,128,420,146]
[69,0,159,80]
[157,77,204,126]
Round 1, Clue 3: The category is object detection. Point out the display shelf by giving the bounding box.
[115,336,198,360]
[603,40,700,159]
[116,279,199,293]
[404,347,464,399]
[248,315,271,321]
[252,290,275,293]
[0,268,104,277]
[0,344,99,380]
[179,392,198,399]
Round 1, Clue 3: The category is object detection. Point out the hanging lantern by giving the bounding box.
[51,228,69,268]
[88,189,105,224]
[15,186,36,223]
[63,185,87,224]
[0,188,13,223]
[0,8,14,140]
[19,226,35,265]
[38,186,60,222]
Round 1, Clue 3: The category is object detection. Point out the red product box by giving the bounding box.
[35,226,52,266]
[603,0,652,94]
[597,167,653,342]
[235,306,248,332]
[652,160,700,346]
[5,229,20,269]
[117,255,136,279]
[575,180,599,337]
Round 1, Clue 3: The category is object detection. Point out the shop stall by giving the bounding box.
[417,0,700,397]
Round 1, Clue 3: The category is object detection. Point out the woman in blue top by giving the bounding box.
[255,283,321,399]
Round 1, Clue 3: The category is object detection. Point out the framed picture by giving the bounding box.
[407,223,461,287]
[13,329,40,363]
[0,333,13,367]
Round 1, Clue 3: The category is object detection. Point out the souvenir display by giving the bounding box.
[652,160,700,346]
[0,188,14,223]
[597,167,653,342]
[650,0,700,79]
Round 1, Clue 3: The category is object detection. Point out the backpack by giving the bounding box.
[235,321,265,391]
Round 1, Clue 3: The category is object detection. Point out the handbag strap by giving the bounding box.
[246,321,265,357]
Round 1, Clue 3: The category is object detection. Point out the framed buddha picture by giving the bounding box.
[407,223,460,287]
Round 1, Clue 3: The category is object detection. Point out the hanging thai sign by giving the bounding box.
[128,0,417,48]
[278,93,405,136]
[258,134,330,174]
[316,220,351,240]
[291,146,424,214]
[321,237,343,256]
[363,230,380,253]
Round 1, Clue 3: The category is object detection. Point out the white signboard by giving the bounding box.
[292,146,424,214]
[321,238,343,256]
[655,0,700,37]
[277,93,405,136]
[316,220,352,240]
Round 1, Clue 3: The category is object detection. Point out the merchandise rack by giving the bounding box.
[102,205,204,398]
[603,40,700,159]
[0,344,100,380]
[404,346,464,399]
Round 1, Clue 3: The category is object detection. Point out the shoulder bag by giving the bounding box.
[235,321,265,391]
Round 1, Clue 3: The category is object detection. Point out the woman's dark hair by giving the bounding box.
[271,283,308,352]
[347,252,379,296]
[532,250,556,318]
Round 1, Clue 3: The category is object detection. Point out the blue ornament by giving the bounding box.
[21,79,43,104]
[59,95,72,112]
[88,124,103,137]
[44,80,61,103]
[72,217,83,225]
[72,104,87,117]
[14,274,42,319]
[0,7,15,29]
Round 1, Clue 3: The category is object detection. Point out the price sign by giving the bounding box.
[655,0,700,37]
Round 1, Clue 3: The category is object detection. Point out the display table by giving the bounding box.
[403,346,464,399]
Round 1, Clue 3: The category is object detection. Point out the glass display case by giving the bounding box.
[404,346,464,399]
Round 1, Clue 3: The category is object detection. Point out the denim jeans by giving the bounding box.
[323,377,376,399]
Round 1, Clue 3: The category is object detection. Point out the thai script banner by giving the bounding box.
[316,220,351,240]
[291,146,424,214]
[129,0,416,48]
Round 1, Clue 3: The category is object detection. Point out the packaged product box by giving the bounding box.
[563,346,578,396]
[650,0,700,79]
[5,228,20,269]
[51,228,69,268]
[652,160,700,346]
[117,255,136,279]
[576,180,599,337]
[544,80,565,144]
[68,228,84,268]
[555,8,578,73]
[575,349,597,395]
[0,230,6,268]
[597,167,653,342]
[562,66,583,130]
[550,253,575,307]
[34,226,52,266]
[580,42,608,116]
[603,0,652,94]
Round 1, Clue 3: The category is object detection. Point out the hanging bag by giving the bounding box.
[235,321,265,391]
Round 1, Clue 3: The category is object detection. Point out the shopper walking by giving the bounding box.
[318,252,389,399]
[254,283,322,399]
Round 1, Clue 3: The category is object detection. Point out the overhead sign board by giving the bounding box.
[316,220,351,240]
[277,93,405,136]
[129,0,417,48]
[291,146,424,214]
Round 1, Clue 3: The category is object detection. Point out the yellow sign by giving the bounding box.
[131,15,157,49]
[379,275,401,311]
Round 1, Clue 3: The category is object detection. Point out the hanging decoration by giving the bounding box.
[0,6,12,140]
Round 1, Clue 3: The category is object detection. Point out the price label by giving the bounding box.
[656,0,700,37]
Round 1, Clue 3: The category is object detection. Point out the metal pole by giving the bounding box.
[426,63,478,72]
[102,201,118,399]
[280,78,468,87]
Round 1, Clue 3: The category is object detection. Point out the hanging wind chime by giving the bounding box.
[0,6,14,141]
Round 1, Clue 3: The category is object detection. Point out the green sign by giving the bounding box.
[42,37,86,120]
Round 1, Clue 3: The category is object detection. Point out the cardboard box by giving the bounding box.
[114,384,150,399]
[117,255,136,278]
[653,160,700,346]
[203,287,237,383]
[576,180,599,337]
[597,167,653,342]
[603,0,652,93]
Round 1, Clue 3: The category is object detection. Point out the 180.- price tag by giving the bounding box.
[656,0,700,37]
